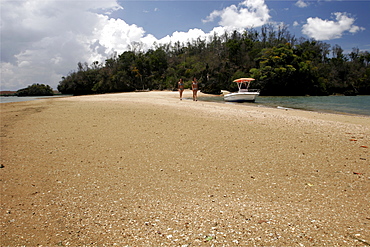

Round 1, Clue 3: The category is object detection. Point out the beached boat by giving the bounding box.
[224,78,260,102]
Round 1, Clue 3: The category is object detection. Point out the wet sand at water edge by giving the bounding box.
[1,90,369,246]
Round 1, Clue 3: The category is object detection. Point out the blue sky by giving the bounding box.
[116,0,369,49]
[1,0,369,91]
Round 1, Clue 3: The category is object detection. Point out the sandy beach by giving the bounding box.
[1,90,369,246]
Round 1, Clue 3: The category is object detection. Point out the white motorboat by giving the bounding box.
[224,78,260,102]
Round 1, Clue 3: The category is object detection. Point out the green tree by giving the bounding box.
[17,83,54,96]
[251,43,299,95]
[57,28,370,96]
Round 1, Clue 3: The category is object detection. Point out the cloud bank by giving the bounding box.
[1,0,147,90]
[295,0,309,8]
[1,0,272,90]
[302,12,365,40]
[203,0,271,28]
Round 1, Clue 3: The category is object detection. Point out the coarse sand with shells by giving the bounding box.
[1,90,369,246]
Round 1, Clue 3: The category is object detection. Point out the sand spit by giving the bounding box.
[1,91,369,246]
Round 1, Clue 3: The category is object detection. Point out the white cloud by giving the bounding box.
[155,26,244,50]
[0,0,149,90]
[203,0,271,29]
[159,28,211,45]
[0,0,274,91]
[295,0,309,8]
[0,0,242,91]
[2,0,266,91]
[293,21,300,27]
[302,12,365,40]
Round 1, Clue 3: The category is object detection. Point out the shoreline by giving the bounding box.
[197,93,370,117]
[1,91,369,246]
[2,91,369,117]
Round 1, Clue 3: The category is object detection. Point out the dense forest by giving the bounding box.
[58,26,370,96]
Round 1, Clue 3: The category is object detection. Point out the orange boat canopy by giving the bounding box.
[233,78,255,83]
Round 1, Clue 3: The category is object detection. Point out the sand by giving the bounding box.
[1,90,369,246]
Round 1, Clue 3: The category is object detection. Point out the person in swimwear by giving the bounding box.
[178,78,184,100]
[192,77,198,101]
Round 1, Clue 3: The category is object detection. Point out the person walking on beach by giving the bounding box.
[192,77,198,101]
[178,78,184,100]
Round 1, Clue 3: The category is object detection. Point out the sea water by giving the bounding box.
[0,95,70,104]
[2,95,369,116]
[199,95,370,116]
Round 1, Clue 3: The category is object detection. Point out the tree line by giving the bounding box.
[16,83,54,96]
[58,25,370,96]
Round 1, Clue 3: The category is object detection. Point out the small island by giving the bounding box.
[15,83,54,96]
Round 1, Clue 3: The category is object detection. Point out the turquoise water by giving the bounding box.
[2,95,369,116]
[0,95,70,103]
[199,95,370,116]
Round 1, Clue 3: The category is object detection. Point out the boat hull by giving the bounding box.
[224,92,259,102]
